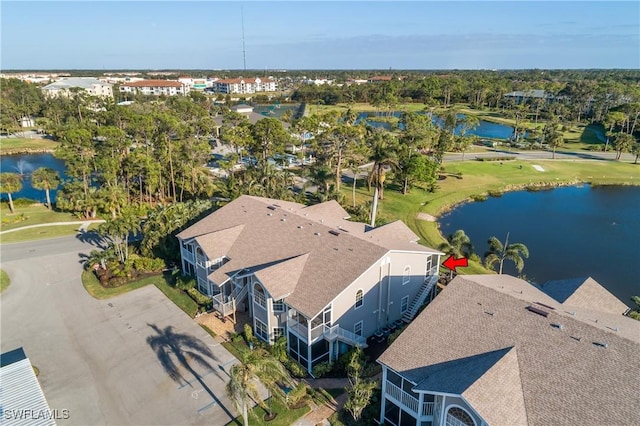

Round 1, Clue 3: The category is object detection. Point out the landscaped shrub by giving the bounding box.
[286,383,308,408]
[475,156,516,162]
[186,287,212,308]
[487,189,504,197]
[130,254,165,272]
[284,358,308,378]
[312,361,334,378]
[175,274,195,290]
[470,193,488,202]
[1,213,27,224]
[243,323,255,344]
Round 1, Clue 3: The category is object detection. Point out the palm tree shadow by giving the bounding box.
[76,228,108,248]
[145,323,237,421]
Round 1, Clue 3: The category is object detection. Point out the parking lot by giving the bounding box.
[1,236,238,425]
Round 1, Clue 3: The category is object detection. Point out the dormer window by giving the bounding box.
[355,289,363,309]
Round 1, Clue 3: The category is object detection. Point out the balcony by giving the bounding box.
[323,325,367,347]
[287,316,309,340]
[386,380,419,414]
[182,250,194,264]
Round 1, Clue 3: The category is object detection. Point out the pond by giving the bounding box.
[438,185,640,305]
[355,111,516,139]
[0,153,67,202]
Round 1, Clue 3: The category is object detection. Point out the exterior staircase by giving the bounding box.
[211,283,249,321]
[402,274,439,323]
[323,324,368,348]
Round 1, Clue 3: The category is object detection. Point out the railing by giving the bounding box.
[422,402,435,416]
[310,325,324,341]
[323,324,367,347]
[446,413,472,426]
[233,283,248,302]
[212,293,235,317]
[182,251,194,264]
[287,317,309,340]
[385,381,419,414]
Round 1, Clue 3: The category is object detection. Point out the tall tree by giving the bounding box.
[439,229,473,258]
[484,233,529,275]
[250,118,290,166]
[612,133,635,160]
[0,173,22,213]
[31,167,61,209]
[226,348,292,426]
[543,118,564,159]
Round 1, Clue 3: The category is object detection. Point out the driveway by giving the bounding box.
[0,236,239,425]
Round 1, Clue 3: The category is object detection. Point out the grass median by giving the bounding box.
[1,204,78,231]
[1,225,81,244]
[0,137,58,154]
[0,269,10,293]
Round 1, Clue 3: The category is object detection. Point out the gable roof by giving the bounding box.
[178,196,438,317]
[254,253,310,300]
[194,224,244,260]
[540,277,629,315]
[378,275,640,426]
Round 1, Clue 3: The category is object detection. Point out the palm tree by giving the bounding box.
[0,172,22,213]
[31,167,61,209]
[227,348,292,426]
[484,232,529,275]
[439,229,473,258]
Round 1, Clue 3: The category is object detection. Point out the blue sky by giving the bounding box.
[1,1,638,70]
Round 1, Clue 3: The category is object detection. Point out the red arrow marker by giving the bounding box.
[442,255,468,272]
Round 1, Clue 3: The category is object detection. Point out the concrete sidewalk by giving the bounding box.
[0,219,105,234]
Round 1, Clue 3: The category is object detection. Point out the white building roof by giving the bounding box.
[42,77,110,90]
[0,348,55,426]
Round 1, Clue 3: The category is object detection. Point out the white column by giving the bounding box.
[379,367,388,424]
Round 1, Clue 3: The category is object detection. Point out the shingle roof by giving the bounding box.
[254,253,309,300]
[540,277,629,315]
[193,225,244,260]
[378,275,640,426]
[178,196,438,317]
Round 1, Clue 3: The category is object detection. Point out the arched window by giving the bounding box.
[254,283,266,308]
[402,265,411,285]
[355,289,363,309]
[446,406,475,426]
[196,247,206,267]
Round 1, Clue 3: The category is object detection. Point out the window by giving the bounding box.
[445,407,475,426]
[426,255,436,275]
[196,247,206,267]
[401,296,409,314]
[255,319,268,341]
[355,289,363,309]
[354,321,363,337]
[272,327,284,341]
[254,283,266,308]
[403,266,411,285]
[272,299,285,312]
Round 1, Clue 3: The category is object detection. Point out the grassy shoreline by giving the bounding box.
[0,137,58,155]
[346,159,639,274]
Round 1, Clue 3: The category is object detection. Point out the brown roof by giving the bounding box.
[378,275,640,426]
[178,196,439,317]
[540,277,629,315]
[122,80,183,88]
[368,76,393,81]
[194,225,244,260]
[254,253,309,300]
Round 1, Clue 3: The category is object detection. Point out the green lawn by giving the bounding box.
[0,225,81,244]
[1,204,79,231]
[346,159,640,274]
[0,269,10,293]
[82,269,199,317]
[0,137,58,154]
[225,397,311,426]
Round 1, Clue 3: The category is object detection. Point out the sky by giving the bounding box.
[1,1,638,70]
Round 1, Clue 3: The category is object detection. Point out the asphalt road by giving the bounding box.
[0,236,239,425]
[443,147,635,162]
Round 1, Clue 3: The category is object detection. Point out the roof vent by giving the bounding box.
[297,225,303,229]
[267,205,277,210]
[526,306,549,317]
[281,218,286,222]
[314,232,320,236]
[484,311,494,316]
[338,226,349,233]
[328,230,340,236]
[570,335,582,342]
[267,213,273,216]
[551,323,563,330]
[593,341,608,349]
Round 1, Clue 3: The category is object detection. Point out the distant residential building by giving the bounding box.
[41,77,113,98]
[378,274,638,426]
[120,80,189,96]
[346,79,370,85]
[368,75,393,83]
[214,77,277,94]
[503,89,558,104]
[304,78,334,85]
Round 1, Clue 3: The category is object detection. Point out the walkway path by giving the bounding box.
[0,219,105,235]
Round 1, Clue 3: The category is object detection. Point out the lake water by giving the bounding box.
[439,185,640,305]
[356,111,515,139]
[0,153,67,202]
